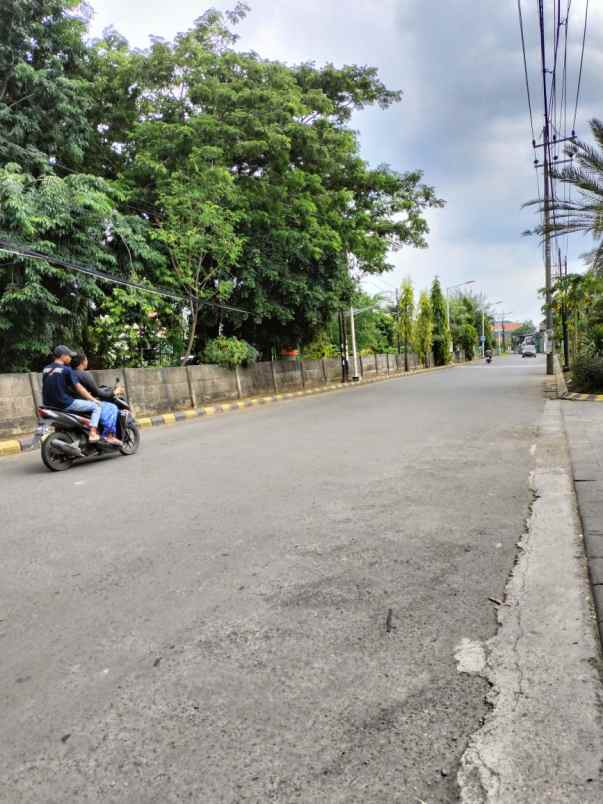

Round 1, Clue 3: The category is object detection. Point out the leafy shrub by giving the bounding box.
[203,336,258,369]
[572,351,603,392]
[302,331,337,359]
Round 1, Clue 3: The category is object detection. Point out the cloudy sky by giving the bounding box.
[89,1,603,325]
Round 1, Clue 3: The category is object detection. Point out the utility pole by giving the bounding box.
[560,252,569,370]
[543,123,554,374]
[349,305,360,381]
[338,311,349,383]
[499,309,512,353]
[537,2,554,375]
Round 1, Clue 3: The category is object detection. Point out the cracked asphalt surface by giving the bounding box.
[0,355,546,803]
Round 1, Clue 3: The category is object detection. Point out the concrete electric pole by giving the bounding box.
[349,305,360,381]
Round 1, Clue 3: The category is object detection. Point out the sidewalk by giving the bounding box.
[562,399,603,641]
[458,399,603,803]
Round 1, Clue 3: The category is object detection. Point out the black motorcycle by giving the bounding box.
[35,378,140,472]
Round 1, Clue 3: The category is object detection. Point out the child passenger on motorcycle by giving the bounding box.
[71,354,122,446]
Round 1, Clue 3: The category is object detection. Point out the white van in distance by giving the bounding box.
[521,342,537,357]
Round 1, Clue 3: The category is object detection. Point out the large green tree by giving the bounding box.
[0,3,444,369]
[151,153,243,358]
[0,163,159,370]
[398,278,415,371]
[415,290,433,367]
[0,0,92,174]
[0,1,163,371]
[430,277,451,366]
[449,295,478,360]
[94,8,443,354]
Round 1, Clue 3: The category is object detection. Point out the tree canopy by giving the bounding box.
[0,2,444,371]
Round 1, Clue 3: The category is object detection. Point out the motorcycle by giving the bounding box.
[486,355,492,364]
[34,378,140,472]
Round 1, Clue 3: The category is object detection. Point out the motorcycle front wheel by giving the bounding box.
[120,423,140,456]
[41,432,76,472]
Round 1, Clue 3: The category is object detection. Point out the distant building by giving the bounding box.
[491,321,522,351]
[491,321,523,338]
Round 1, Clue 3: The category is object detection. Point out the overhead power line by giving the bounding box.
[0,239,252,316]
[573,0,589,129]
[518,0,536,143]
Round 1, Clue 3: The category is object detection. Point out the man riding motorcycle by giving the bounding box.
[41,346,120,446]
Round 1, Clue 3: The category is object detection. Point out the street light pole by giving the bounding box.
[349,304,360,381]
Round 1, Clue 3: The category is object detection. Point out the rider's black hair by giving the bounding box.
[71,353,86,369]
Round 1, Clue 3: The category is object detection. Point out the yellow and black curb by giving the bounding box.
[562,391,603,402]
[0,362,459,459]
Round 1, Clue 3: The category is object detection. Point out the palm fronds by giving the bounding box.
[524,119,603,274]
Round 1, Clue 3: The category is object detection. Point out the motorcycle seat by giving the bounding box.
[41,406,92,417]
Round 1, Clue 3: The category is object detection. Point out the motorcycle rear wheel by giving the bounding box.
[119,423,140,455]
[41,432,76,472]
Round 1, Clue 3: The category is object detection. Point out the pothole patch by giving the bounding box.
[454,638,487,675]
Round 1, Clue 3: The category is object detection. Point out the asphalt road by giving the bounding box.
[1,355,547,803]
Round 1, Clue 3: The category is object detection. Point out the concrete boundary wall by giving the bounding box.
[302,359,324,387]
[323,358,341,382]
[237,361,275,398]
[187,364,238,407]
[0,353,443,438]
[0,374,37,438]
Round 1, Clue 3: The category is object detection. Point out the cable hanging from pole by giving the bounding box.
[548,0,562,133]
[572,0,589,130]
[0,239,253,316]
[517,0,537,144]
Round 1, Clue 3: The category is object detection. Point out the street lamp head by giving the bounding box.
[447,279,476,292]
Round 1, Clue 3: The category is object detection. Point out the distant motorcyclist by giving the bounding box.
[71,354,122,446]
[485,348,493,363]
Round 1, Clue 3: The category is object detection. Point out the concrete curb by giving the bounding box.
[458,400,603,803]
[561,401,603,647]
[553,354,569,398]
[0,362,459,458]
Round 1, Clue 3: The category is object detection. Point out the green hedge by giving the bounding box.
[571,352,603,392]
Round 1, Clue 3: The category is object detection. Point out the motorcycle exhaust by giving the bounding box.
[53,440,84,459]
